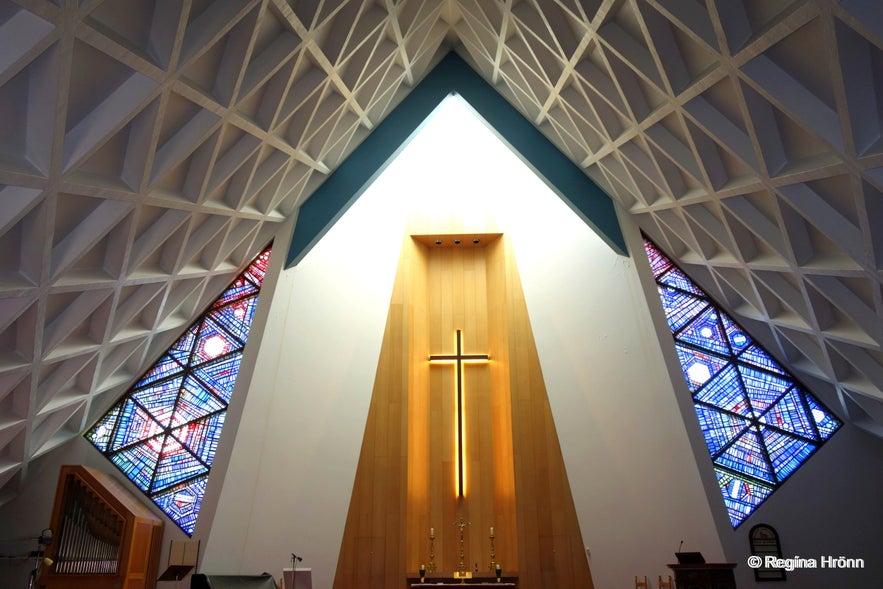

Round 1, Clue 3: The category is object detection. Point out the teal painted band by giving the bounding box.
[285,52,626,268]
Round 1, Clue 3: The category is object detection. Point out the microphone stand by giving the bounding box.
[289,553,302,589]
[26,529,52,589]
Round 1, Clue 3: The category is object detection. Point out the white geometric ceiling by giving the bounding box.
[1,0,882,506]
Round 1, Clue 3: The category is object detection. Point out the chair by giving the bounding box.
[635,576,649,589]
[659,574,673,589]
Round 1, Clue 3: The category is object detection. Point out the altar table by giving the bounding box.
[407,571,517,587]
[410,579,515,589]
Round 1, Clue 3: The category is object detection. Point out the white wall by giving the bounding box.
[199,168,409,587]
[201,97,724,589]
[511,208,727,588]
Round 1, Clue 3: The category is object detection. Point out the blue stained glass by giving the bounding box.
[210,295,259,343]
[131,377,183,428]
[677,306,730,355]
[714,429,775,483]
[110,440,162,491]
[738,365,792,415]
[737,344,787,375]
[721,315,750,352]
[760,388,817,439]
[152,437,209,493]
[658,286,709,332]
[643,237,841,528]
[110,399,164,451]
[675,344,729,391]
[716,468,774,527]
[658,266,703,295]
[694,365,752,417]
[151,476,208,536]
[168,325,199,366]
[193,318,241,364]
[172,376,226,427]
[137,354,185,387]
[85,245,272,535]
[86,405,121,452]
[695,404,750,456]
[806,396,839,439]
[645,239,673,277]
[172,413,226,464]
[213,278,258,308]
[192,354,242,403]
[761,426,817,480]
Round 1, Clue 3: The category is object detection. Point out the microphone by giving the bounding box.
[291,553,303,562]
[39,529,53,546]
[677,540,684,553]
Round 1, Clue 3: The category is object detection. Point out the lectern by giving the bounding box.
[667,562,737,589]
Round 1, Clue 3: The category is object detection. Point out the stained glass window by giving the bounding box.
[643,238,840,527]
[86,246,272,535]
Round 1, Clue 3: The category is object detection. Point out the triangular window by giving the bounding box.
[644,238,840,527]
[85,245,271,534]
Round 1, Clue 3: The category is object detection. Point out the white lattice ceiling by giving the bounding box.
[0,0,881,505]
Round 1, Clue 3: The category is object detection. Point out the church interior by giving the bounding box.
[1,0,883,588]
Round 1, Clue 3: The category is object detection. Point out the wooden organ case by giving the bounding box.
[40,465,164,589]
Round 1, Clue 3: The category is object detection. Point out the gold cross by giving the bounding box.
[429,330,489,498]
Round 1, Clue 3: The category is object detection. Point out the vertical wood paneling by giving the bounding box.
[484,236,519,576]
[334,234,425,589]
[334,232,592,589]
[493,234,595,589]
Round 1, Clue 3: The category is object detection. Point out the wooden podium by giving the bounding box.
[667,562,736,589]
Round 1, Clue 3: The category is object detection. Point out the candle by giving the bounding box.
[490,526,494,536]
[430,527,435,537]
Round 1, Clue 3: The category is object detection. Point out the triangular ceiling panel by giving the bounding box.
[0,42,58,176]
[63,39,158,171]
[0,5,54,80]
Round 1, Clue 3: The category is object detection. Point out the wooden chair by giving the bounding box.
[635,576,649,589]
[659,574,673,589]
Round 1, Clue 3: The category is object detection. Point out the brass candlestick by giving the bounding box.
[488,527,497,571]
[454,518,470,577]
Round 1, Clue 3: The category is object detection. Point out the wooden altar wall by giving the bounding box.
[332,230,593,589]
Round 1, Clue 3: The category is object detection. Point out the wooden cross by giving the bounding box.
[429,330,489,498]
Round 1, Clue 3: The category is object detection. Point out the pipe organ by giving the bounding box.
[41,465,163,589]
[54,473,123,574]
